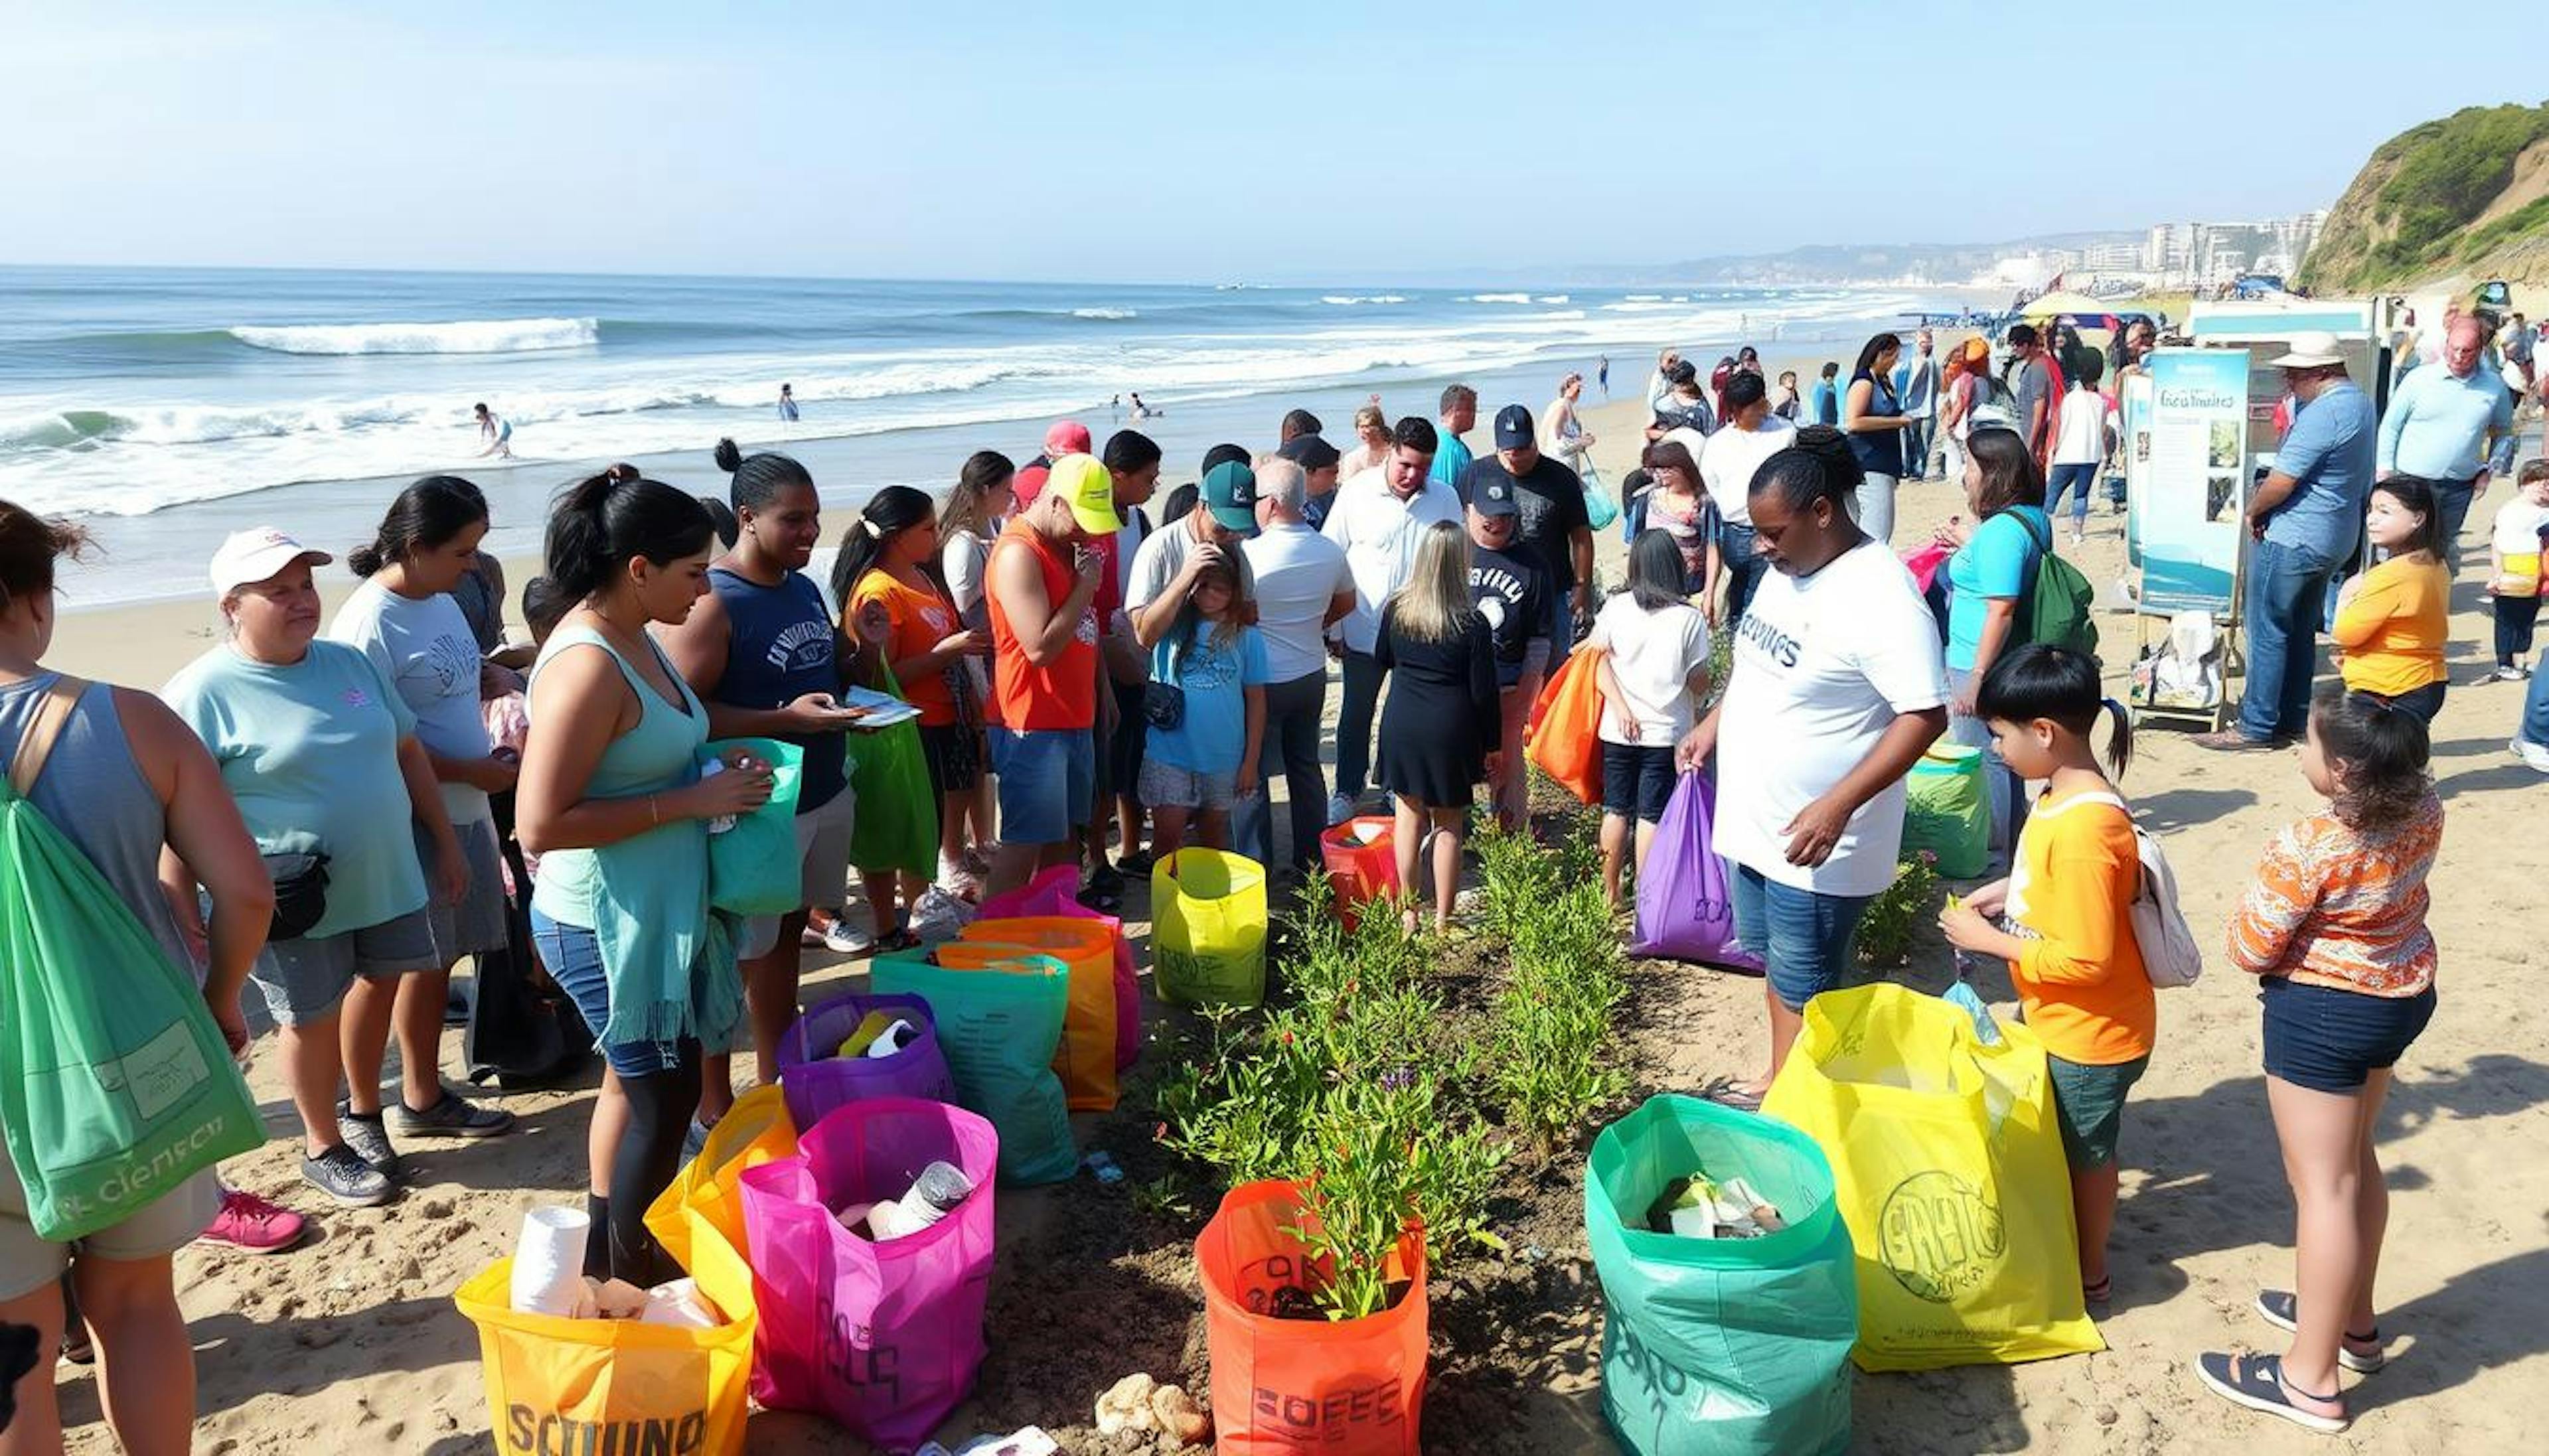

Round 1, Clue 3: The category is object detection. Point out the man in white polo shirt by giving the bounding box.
[1235,456,1355,870]
[1320,416,1461,822]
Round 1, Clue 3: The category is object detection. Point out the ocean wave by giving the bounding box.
[1623,294,1664,302]
[1069,307,1137,321]
[1463,293,1531,304]
[1320,295,1409,306]
[1535,295,1570,304]
[228,317,600,355]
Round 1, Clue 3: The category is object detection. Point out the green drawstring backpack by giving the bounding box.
[0,677,264,1240]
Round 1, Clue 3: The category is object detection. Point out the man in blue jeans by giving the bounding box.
[2512,647,2549,772]
[2199,334,2378,750]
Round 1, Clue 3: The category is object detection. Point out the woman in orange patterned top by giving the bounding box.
[2199,686,2440,1435]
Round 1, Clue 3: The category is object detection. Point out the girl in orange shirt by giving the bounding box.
[1938,643,2149,1311]
[2331,475,2449,723]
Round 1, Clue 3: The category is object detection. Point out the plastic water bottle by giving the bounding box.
[864,1161,974,1240]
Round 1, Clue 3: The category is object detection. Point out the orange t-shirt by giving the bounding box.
[850,571,960,727]
[2002,782,2157,1066]
[986,520,1099,731]
[2331,555,2448,697]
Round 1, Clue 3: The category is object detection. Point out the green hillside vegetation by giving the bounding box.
[2299,102,2549,293]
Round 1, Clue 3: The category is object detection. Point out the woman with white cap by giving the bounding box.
[163,526,469,1209]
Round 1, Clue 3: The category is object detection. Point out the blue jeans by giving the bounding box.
[1945,666,2027,861]
[1233,671,1328,871]
[1622,492,1649,545]
[2431,475,2477,574]
[2238,538,2339,744]
[2521,647,2549,746]
[1730,864,1873,1013]
[1719,522,1767,626]
[1902,417,1934,478]
[2045,463,2099,528]
[990,725,1095,845]
[528,908,689,1077]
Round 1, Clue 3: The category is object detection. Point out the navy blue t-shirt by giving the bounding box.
[708,565,846,813]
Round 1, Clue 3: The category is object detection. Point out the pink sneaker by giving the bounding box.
[198,1189,308,1254]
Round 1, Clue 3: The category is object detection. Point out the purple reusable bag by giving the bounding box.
[739,1097,999,1449]
[776,992,959,1133]
[1630,769,1766,972]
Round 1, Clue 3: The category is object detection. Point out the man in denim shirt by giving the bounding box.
[2199,334,2378,749]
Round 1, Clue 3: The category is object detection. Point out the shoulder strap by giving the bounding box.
[9,675,87,798]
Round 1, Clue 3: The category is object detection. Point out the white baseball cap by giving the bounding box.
[2268,332,2346,369]
[208,527,333,595]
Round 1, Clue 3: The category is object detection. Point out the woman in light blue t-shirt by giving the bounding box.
[1934,427,2051,860]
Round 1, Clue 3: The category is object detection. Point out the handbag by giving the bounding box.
[262,849,331,942]
[1142,633,1186,729]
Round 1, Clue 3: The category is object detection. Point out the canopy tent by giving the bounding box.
[2020,290,2154,333]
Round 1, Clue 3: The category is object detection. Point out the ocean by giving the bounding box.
[0,267,1948,605]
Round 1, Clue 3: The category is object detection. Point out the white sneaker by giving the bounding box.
[2068,530,2086,547]
[2489,664,2528,684]
[936,854,980,900]
[1326,793,1356,827]
[823,917,876,954]
[2511,738,2549,773]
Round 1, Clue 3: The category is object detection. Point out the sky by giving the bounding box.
[1,0,2531,284]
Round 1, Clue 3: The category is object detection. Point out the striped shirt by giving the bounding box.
[2228,790,2441,997]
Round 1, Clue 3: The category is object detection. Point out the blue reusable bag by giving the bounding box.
[697,736,803,915]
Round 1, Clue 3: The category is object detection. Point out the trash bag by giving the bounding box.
[775,991,958,1133]
[907,883,976,944]
[645,1083,798,1272]
[0,680,264,1241]
[959,917,1117,1112]
[1760,983,2102,1370]
[1152,849,1269,1008]
[1318,816,1397,931]
[1525,648,1606,806]
[1901,745,1989,880]
[1197,1179,1428,1456]
[976,862,1141,1072]
[740,1097,999,1451]
[455,1211,758,1456]
[1630,771,1762,973]
[696,737,804,915]
[870,948,1077,1186]
[846,665,939,881]
[466,797,592,1090]
[1585,1095,1856,1456]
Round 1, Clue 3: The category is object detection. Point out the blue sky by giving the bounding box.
[0,1,2528,282]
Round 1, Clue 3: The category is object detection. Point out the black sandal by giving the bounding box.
[1699,1077,1765,1113]
[2195,1351,2349,1434]
[2254,1289,2385,1372]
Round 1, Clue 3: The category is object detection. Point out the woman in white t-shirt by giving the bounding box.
[1676,427,1950,1109]
[2046,353,2114,544]
[1697,372,1796,628]
[937,450,1014,864]
[1589,530,1715,907]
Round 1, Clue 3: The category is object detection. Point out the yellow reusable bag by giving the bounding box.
[1151,849,1269,1007]
[645,1082,797,1268]
[957,917,1119,1112]
[456,1210,758,1456]
[1759,983,2103,1371]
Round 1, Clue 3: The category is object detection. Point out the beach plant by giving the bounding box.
[1476,822,1631,1145]
[1853,851,1941,968]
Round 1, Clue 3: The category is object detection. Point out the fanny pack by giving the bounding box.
[1142,681,1186,731]
[264,850,332,942]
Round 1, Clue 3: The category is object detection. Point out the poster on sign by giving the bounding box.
[2137,349,2250,615]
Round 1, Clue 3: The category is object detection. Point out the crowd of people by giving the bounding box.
[2,303,2538,1447]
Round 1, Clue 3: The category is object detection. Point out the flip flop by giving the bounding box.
[2195,1351,2349,1434]
[1699,1077,1765,1113]
[2254,1289,2386,1372]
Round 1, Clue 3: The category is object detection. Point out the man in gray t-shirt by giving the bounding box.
[2005,324,2054,455]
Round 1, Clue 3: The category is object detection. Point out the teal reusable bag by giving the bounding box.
[0,680,264,1241]
[1585,1094,1857,1456]
[1901,744,1989,880]
[698,736,804,915]
[870,948,1077,1187]
[846,664,937,880]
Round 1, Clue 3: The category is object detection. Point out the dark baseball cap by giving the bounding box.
[1277,434,1341,471]
[1201,442,1251,476]
[1201,461,1260,532]
[1472,473,1519,518]
[1493,404,1535,449]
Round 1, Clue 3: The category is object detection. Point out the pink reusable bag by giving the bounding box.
[975,863,1141,1070]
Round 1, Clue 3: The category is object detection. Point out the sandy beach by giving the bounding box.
[35,377,2549,1455]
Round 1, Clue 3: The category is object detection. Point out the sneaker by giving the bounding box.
[301,1144,393,1208]
[198,1189,309,1254]
[2489,664,2528,683]
[1116,847,1154,876]
[390,1091,516,1140]
[824,918,876,955]
[1326,793,1356,827]
[334,1102,402,1177]
[2068,530,2086,547]
[1085,863,1126,900]
[935,853,980,900]
[2511,737,2549,773]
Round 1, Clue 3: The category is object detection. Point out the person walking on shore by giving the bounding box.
[473,403,512,460]
[777,384,799,423]
[1597,355,1610,398]
[1543,372,1602,497]
[2199,334,2379,751]
[1322,418,1458,823]
[1841,332,1916,544]
[2375,315,2516,575]
[1236,456,1353,871]
[1431,384,1478,495]
[1898,328,1942,481]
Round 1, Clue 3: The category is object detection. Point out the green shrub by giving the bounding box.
[1854,851,1941,968]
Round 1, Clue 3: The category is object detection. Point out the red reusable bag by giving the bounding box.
[1317,817,1397,930]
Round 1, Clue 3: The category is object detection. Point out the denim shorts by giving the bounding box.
[990,725,1095,846]
[252,906,439,1027]
[2260,976,2436,1094]
[1729,863,1873,1012]
[528,907,692,1078]
[1600,741,1677,823]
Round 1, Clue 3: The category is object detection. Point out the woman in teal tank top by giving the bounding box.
[516,466,773,1285]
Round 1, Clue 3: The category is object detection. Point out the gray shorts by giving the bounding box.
[425,817,510,964]
[1138,759,1237,814]
[1,1155,220,1300]
[741,783,858,960]
[250,906,439,1027]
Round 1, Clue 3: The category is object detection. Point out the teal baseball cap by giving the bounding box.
[1202,460,1260,533]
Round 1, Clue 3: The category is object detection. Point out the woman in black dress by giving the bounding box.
[1376,520,1501,931]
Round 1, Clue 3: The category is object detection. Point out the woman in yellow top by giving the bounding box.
[2331,476,2449,723]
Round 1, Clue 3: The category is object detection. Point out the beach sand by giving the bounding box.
[39,382,2549,1454]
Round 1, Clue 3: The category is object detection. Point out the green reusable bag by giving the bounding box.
[1902,745,1990,880]
[870,947,1077,1186]
[1585,1094,1857,1456]
[698,737,804,915]
[0,678,264,1240]
[846,664,937,881]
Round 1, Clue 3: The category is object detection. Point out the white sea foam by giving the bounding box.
[1463,293,1531,304]
[1535,295,1571,304]
[228,317,600,355]
[1069,307,1137,320]
[1319,295,1409,306]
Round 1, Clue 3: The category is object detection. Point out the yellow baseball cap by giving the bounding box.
[1043,452,1123,536]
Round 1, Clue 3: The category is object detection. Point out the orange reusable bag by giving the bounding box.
[1197,1180,1429,1456]
[645,1082,798,1268]
[457,1209,758,1456]
[956,917,1119,1112]
[1318,818,1397,930]
[1525,647,1606,806]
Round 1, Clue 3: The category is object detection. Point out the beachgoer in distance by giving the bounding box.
[1675,427,1949,1107]
[1589,529,1713,909]
[2198,687,2441,1435]
[0,504,276,1456]
[2047,353,2116,544]
[1278,433,1343,532]
[1542,372,1600,495]
[939,451,1017,866]
[1897,328,1942,482]
[2329,475,2450,724]
[2375,315,2516,575]
[1278,407,1323,446]
[658,441,869,1133]
[1771,369,1802,423]
[1129,392,1150,420]
[473,403,513,460]
[1735,345,1762,379]
[1320,417,1459,825]
[2198,334,2378,751]
[516,467,772,1286]
[1458,406,1594,656]
[1636,439,1719,609]
[1938,644,2153,1311]
[1646,348,1683,417]
[164,528,470,1208]
[1841,332,1915,545]
[1696,371,1794,628]
[1341,403,1393,480]
[777,384,799,423]
[982,453,1120,897]
[1375,521,1500,932]
[1235,455,1353,870]
[2485,460,2549,684]
[1597,354,1610,398]
[1936,427,2053,861]
[1809,362,1841,427]
[1431,384,1478,494]
[1463,472,1556,832]
[326,478,522,1149]
[2003,325,2056,459]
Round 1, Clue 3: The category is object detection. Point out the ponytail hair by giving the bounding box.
[939,450,1016,538]
[543,464,717,604]
[827,485,937,611]
[1975,642,2132,777]
[699,496,739,549]
[349,474,488,577]
[712,437,816,521]
[2309,684,2432,830]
